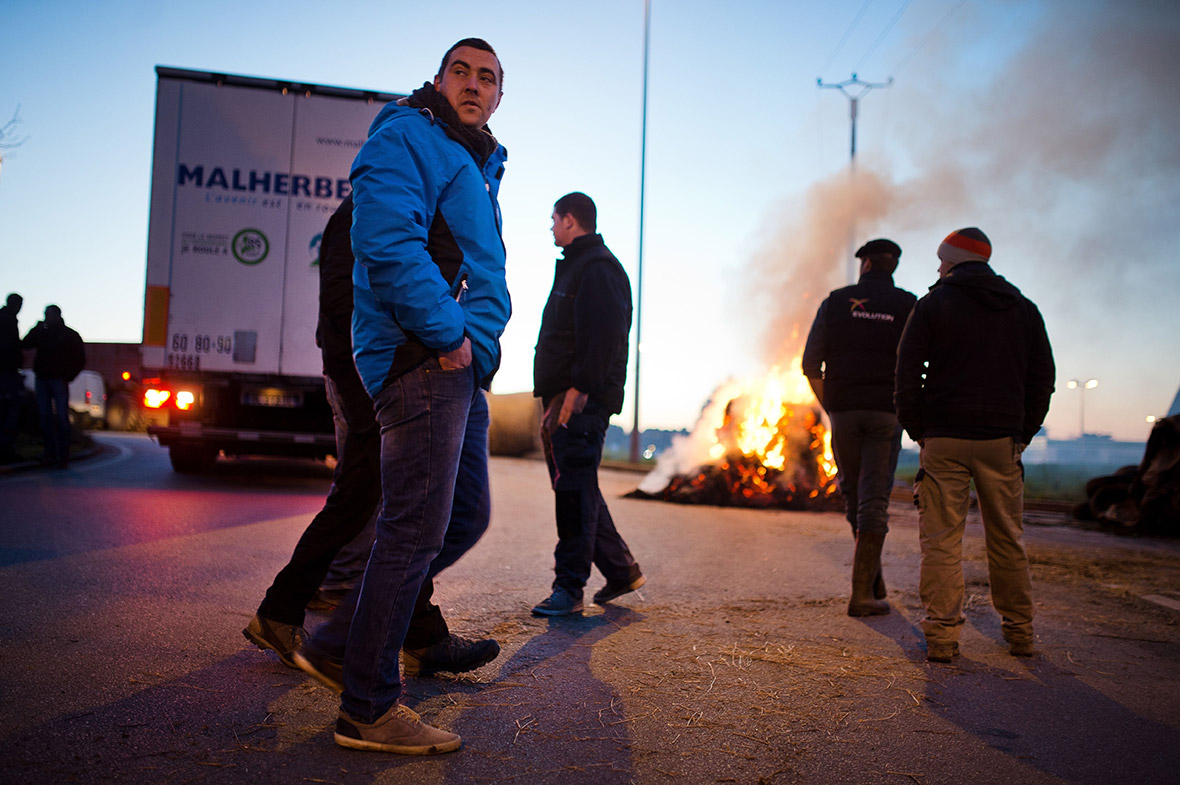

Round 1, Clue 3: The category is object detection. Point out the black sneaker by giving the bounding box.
[402,634,501,677]
[292,643,344,694]
[531,587,584,616]
[592,575,646,605]
[243,614,305,668]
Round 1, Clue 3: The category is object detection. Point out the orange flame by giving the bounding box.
[639,357,839,508]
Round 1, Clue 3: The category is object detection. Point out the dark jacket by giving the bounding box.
[533,233,632,414]
[0,304,21,373]
[802,270,916,412]
[22,320,86,383]
[314,195,375,429]
[894,261,1054,443]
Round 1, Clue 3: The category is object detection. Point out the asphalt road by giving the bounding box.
[1,433,1178,784]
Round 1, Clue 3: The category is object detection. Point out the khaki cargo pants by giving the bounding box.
[917,436,1034,648]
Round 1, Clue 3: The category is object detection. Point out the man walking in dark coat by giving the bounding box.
[895,227,1054,662]
[532,192,644,616]
[803,239,916,617]
[22,304,84,469]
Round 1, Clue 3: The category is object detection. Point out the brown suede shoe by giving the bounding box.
[334,703,460,755]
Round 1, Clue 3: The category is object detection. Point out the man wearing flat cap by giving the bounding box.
[804,238,916,617]
[895,227,1054,663]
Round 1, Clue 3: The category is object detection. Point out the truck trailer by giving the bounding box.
[141,67,401,472]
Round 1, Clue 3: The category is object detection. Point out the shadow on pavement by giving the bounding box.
[858,603,1180,783]
[437,605,647,784]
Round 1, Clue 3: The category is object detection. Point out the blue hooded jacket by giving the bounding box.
[350,100,510,396]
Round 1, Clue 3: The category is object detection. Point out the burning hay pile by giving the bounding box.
[631,360,840,510]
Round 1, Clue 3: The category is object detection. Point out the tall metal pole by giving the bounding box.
[629,0,651,464]
[817,73,892,283]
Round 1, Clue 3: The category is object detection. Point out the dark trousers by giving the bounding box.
[0,371,23,460]
[542,401,640,598]
[257,375,382,627]
[830,409,903,537]
[35,377,70,465]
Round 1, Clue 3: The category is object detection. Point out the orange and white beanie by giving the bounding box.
[937,227,991,266]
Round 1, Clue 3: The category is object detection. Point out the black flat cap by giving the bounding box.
[855,238,901,258]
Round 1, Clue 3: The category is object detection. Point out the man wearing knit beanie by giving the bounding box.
[895,228,1055,663]
[803,239,916,617]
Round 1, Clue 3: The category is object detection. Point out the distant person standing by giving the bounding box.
[0,293,23,463]
[22,304,85,469]
[803,239,916,617]
[895,228,1054,663]
[531,192,644,616]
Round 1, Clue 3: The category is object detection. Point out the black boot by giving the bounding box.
[848,531,890,617]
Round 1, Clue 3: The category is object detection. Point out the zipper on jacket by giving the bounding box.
[454,273,469,302]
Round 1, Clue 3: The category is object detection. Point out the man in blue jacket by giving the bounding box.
[531,192,643,616]
[895,227,1054,663]
[803,239,916,617]
[305,38,509,756]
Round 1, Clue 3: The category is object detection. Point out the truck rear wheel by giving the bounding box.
[169,445,217,473]
[105,395,143,431]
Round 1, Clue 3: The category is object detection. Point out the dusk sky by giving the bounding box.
[2,0,1176,442]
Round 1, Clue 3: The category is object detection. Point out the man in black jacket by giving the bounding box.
[532,192,643,616]
[803,239,916,617]
[22,304,84,469]
[895,227,1054,663]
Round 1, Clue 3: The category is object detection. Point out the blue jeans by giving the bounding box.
[340,360,486,722]
[35,377,70,464]
[542,401,640,598]
[829,409,903,537]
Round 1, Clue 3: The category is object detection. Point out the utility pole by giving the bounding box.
[817,73,892,283]
[629,0,651,464]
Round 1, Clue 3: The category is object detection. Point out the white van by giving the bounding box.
[19,369,107,428]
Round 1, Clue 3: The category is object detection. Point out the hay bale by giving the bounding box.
[487,391,542,456]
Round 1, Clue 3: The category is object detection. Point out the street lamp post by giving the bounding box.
[1066,378,1098,437]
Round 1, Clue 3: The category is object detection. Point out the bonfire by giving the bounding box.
[632,358,840,510]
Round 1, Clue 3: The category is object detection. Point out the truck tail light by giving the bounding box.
[144,388,171,408]
[144,387,199,410]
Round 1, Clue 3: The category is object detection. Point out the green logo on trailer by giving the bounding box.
[233,228,270,265]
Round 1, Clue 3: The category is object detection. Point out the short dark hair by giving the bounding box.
[45,304,62,318]
[5,293,21,308]
[554,192,596,233]
[438,38,503,87]
[864,254,898,274]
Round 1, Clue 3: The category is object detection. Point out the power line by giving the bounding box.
[889,0,967,76]
[852,0,913,73]
[817,0,874,79]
